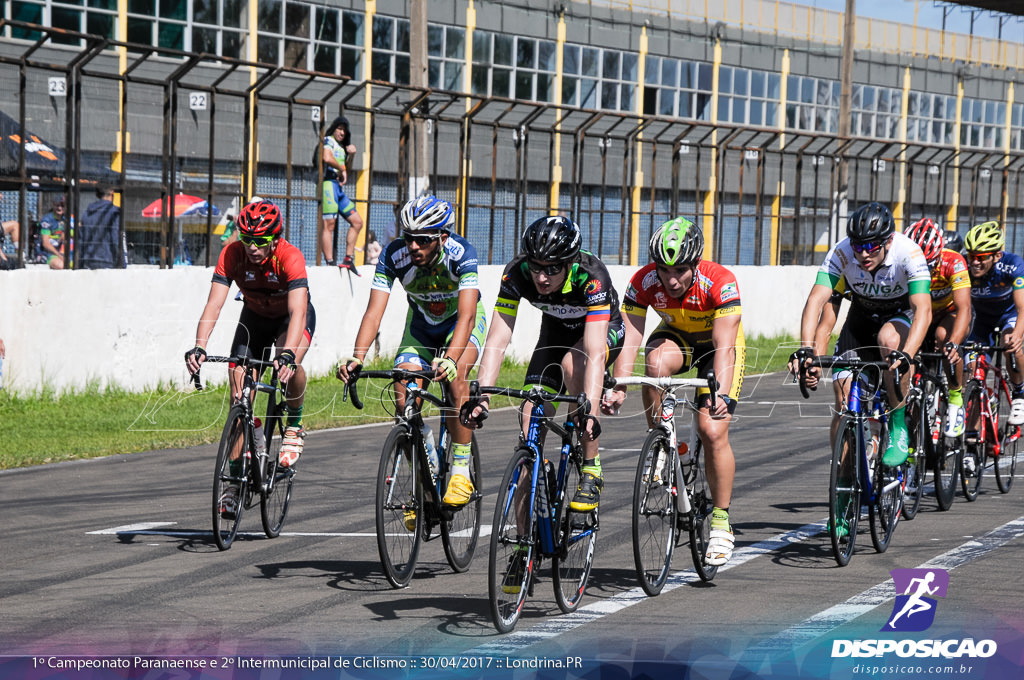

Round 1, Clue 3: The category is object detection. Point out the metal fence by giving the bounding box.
[2,19,1023,270]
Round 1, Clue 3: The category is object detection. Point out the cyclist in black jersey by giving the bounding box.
[464,215,624,512]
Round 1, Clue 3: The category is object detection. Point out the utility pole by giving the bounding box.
[837,0,855,240]
[408,0,429,199]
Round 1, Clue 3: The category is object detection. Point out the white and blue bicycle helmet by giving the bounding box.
[400,195,454,234]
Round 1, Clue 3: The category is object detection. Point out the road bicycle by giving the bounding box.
[611,373,720,596]
[344,368,482,588]
[192,354,294,551]
[904,349,962,515]
[798,356,905,566]
[960,339,1020,499]
[472,382,598,633]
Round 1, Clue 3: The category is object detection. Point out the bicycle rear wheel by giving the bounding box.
[553,449,597,613]
[631,428,677,596]
[901,390,926,520]
[212,405,250,551]
[261,399,294,538]
[932,387,960,511]
[829,416,860,567]
[375,426,422,588]
[869,455,903,553]
[441,434,482,573]
[687,441,718,582]
[995,421,1019,491]
[961,384,986,501]
[488,449,536,633]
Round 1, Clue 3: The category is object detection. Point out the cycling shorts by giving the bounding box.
[966,308,1017,346]
[394,300,488,369]
[646,321,746,402]
[230,302,316,362]
[833,304,913,380]
[525,317,626,394]
[322,180,356,220]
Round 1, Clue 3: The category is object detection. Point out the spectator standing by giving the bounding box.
[319,116,365,272]
[78,186,125,269]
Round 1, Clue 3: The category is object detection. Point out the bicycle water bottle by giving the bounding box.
[678,441,695,483]
[865,417,881,464]
[421,424,439,480]
[253,418,266,459]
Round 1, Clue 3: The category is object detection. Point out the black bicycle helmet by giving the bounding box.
[847,202,895,243]
[944,230,965,255]
[521,215,582,263]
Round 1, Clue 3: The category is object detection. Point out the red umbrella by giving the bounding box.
[141,193,219,218]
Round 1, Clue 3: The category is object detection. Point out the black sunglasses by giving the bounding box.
[527,261,565,276]
[404,231,442,246]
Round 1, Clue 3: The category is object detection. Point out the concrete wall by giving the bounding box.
[0,264,818,393]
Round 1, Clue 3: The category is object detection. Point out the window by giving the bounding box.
[427,25,464,91]
[961,98,1005,149]
[907,91,955,145]
[561,43,599,109]
[370,15,409,84]
[473,31,554,102]
[787,75,839,133]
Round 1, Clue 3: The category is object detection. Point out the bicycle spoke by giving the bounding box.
[632,429,677,596]
[488,451,535,633]
[375,427,421,588]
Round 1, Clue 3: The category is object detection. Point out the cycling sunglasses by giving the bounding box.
[850,240,886,254]
[239,233,274,247]
[969,251,997,263]
[527,260,565,276]
[404,231,442,246]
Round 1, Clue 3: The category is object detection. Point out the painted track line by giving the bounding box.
[467,520,829,656]
[739,515,1024,666]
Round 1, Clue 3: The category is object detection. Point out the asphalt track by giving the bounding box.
[2,371,1022,679]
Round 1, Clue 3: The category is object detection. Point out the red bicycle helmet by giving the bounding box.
[906,217,944,265]
[236,200,282,239]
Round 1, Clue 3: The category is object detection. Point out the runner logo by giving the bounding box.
[882,568,949,632]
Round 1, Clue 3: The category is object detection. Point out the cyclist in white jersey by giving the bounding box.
[790,202,932,467]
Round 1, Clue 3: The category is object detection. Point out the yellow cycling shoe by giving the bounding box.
[443,473,475,506]
[403,509,416,532]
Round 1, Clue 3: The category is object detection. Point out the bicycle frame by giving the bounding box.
[963,345,1012,458]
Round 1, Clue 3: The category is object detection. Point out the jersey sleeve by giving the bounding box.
[904,245,933,297]
[212,241,238,287]
[278,243,309,291]
[449,238,480,291]
[494,260,523,318]
[710,268,742,319]
[583,271,613,323]
[945,251,971,293]
[621,267,652,319]
[815,245,845,290]
[371,241,401,293]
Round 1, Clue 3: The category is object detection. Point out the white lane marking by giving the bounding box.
[88,523,492,539]
[739,515,1024,665]
[467,520,829,656]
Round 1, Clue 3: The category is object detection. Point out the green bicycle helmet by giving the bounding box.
[649,217,704,266]
[964,221,1004,253]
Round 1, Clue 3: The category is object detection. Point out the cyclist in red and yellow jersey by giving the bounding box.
[906,218,970,436]
[601,216,744,567]
[185,200,314,476]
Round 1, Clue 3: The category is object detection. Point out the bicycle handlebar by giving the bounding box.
[189,355,279,392]
[341,366,439,411]
[610,371,718,412]
[468,380,591,413]
[797,355,903,402]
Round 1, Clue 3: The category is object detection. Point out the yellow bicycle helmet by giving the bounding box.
[964,221,1004,253]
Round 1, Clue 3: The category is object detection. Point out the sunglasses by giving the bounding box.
[527,261,565,276]
[851,240,886,254]
[969,252,996,262]
[404,231,442,246]
[239,233,274,247]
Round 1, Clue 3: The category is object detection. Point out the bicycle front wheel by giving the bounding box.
[488,449,536,634]
[961,384,986,501]
[829,416,860,567]
[901,391,926,520]
[375,426,421,588]
[441,434,483,573]
[631,428,677,596]
[212,405,250,551]
[261,399,294,538]
[553,449,596,613]
[687,441,718,582]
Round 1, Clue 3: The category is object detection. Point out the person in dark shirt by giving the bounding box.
[78,186,124,269]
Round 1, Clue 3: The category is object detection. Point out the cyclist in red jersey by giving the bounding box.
[906,218,970,435]
[602,217,744,567]
[185,200,314,470]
